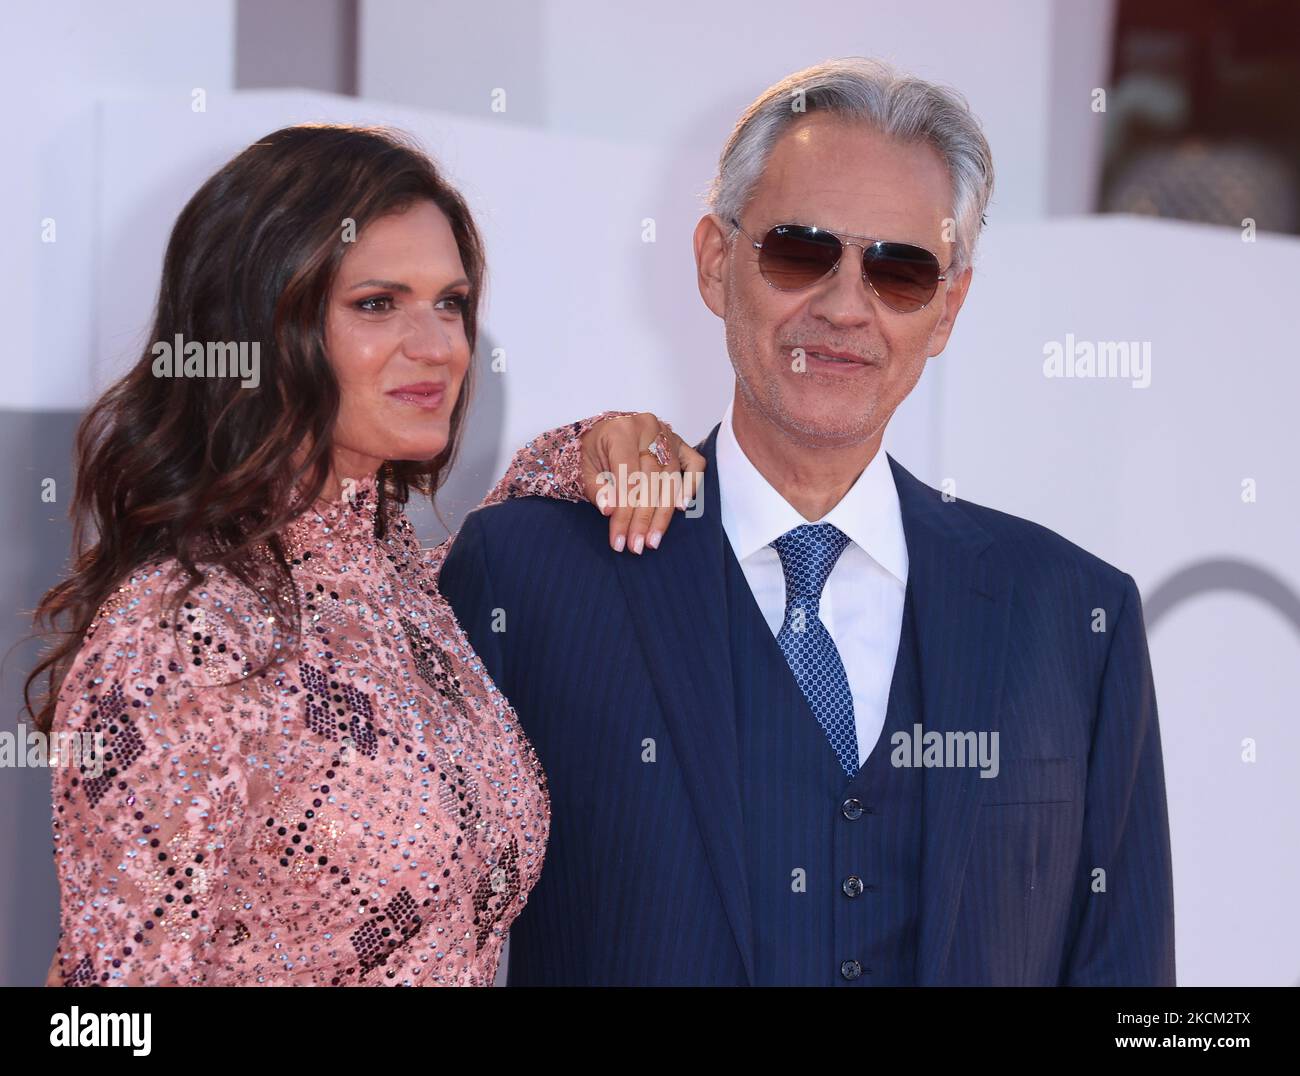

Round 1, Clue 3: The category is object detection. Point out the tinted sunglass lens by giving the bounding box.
[862,243,941,312]
[758,226,841,289]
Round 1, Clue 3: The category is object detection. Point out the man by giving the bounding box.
[440,57,1175,986]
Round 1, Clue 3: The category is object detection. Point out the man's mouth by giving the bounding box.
[792,346,875,367]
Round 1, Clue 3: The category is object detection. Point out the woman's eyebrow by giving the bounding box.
[347,277,471,292]
[348,278,412,292]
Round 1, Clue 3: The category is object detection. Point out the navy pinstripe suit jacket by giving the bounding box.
[440,426,1176,985]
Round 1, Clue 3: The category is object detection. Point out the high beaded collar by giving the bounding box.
[282,470,405,554]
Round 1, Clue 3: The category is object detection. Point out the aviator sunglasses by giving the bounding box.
[730,217,949,313]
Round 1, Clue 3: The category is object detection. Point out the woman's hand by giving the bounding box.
[578,412,706,553]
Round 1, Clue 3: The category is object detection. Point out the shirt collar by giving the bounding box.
[715,398,909,584]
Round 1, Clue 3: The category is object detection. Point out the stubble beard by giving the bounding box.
[726,314,912,451]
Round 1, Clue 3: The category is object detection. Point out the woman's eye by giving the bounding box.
[355,295,394,313]
[438,294,469,314]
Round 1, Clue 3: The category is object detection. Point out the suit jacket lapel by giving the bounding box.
[888,455,1014,985]
[611,426,755,984]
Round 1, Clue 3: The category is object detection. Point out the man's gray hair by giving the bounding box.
[707,57,995,275]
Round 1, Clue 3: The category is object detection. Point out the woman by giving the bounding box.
[27,124,702,986]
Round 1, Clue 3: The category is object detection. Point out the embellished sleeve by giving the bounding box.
[425,410,636,579]
[482,410,639,507]
[44,571,265,986]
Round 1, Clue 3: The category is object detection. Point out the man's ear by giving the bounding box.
[926,265,973,358]
[693,213,729,319]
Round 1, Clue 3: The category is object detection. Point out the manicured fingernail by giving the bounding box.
[613,533,626,552]
[632,534,644,555]
[647,530,662,549]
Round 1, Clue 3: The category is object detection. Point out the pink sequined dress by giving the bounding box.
[46,415,614,986]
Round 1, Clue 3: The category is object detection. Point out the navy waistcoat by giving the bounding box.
[724,537,924,985]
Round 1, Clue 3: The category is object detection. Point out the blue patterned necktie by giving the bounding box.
[771,523,858,777]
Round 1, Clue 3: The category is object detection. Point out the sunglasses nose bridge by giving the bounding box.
[822,237,883,306]
[839,237,868,277]
[797,238,886,324]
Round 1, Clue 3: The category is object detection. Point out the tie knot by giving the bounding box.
[771,523,851,605]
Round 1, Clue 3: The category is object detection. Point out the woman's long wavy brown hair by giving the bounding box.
[24,124,486,733]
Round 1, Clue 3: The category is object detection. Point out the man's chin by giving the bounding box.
[768,407,882,449]
[762,385,873,434]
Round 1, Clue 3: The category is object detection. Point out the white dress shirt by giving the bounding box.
[715,400,909,768]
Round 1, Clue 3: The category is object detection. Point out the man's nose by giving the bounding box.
[806,242,877,325]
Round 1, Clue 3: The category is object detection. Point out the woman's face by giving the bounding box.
[324,199,473,480]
